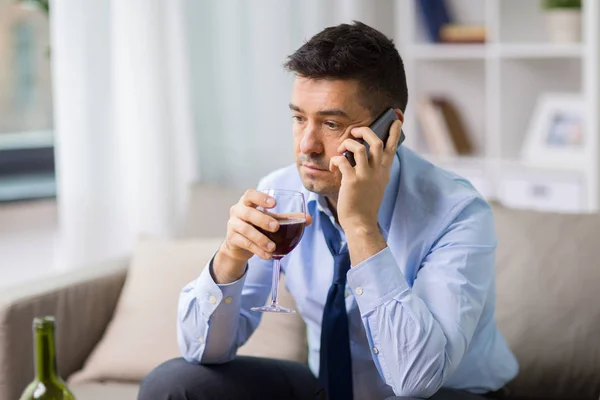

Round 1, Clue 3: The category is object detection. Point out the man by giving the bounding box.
[139,21,518,400]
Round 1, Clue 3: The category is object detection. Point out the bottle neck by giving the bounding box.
[34,327,57,381]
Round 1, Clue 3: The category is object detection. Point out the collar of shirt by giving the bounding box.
[305,152,401,242]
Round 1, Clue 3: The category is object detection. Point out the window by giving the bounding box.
[0,0,54,202]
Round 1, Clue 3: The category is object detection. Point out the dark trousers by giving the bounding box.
[138,357,319,400]
[138,357,503,400]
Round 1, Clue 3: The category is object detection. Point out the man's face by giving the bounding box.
[290,76,372,198]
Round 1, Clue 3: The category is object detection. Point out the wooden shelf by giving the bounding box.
[410,43,583,60]
[421,154,489,168]
[410,44,487,60]
[497,43,583,59]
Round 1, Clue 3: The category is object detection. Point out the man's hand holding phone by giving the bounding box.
[329,117,403,266]
[330,118,402,232]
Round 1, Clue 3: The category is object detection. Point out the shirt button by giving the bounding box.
[373,347,379,354]
[355,287,363,296]
[198,337,205,343]
[344,289,349,298]
[209,295,217,304]
[224,296,233,304]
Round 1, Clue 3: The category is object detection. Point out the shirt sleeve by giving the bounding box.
[346,196,497,398]
[177,176,283,364]
[177,253,275,364]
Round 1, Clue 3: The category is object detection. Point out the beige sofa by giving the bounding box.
[1,185,600,400]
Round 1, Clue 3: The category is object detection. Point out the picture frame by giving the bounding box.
[521,93,586,170]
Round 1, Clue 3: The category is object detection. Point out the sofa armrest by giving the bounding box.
[0,258,129,400]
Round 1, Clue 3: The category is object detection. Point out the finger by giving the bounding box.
[231,203,280,232]
[347,126,384,164]
[305,214,313,227]
[329,155,354,177]
[227,231,273,260]
[337,138,368,169]
[383,120,403,166]
[229,216,276,254]
[280,211,310,225]
[241,189,276,209]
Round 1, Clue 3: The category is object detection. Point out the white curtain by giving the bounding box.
[185,0,396,190]
[50,0,197,269]
[49,0,394,269]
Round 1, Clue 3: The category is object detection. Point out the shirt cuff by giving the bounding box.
[194,256,248,320]
[346,247,409,313]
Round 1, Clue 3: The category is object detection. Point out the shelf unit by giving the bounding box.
[394,0,599,213]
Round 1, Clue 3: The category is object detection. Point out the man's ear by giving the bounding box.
[393,108,404,123]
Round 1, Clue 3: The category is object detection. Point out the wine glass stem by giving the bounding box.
[270,258,282,307]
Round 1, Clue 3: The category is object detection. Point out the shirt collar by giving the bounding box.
[306,152,401,239]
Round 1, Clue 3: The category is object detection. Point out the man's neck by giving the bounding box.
[325,196,340,225]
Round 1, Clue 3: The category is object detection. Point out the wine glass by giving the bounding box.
[250,189,307,314]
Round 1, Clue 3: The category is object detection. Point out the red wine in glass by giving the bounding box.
[256,217,305,259]
[250,189,306,314]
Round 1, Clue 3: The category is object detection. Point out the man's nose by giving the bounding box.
[299,123,324,155]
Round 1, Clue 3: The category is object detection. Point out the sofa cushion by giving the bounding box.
[70,382,139,400]
[68,237,307,384]
[492,203,600,399]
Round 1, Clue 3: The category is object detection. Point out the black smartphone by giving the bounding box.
[342,108,406,167]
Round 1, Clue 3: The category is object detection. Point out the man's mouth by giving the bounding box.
[302,163,328,173]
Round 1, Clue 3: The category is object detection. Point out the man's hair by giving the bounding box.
[284,21,408,116]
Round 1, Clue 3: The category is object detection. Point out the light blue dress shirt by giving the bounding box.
[177,146,519,399]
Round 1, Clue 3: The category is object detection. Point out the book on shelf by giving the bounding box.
[431,97,474,155]
[439,24,486,44]
[417,97,457,157]
[417,96,474,157]
[416,0,452,43]
[416,0,486,44]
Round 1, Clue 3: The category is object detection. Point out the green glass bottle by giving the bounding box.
[19,316,76,400]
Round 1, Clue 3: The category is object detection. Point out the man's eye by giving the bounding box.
[325,121,340,130]
[292,115,305,123]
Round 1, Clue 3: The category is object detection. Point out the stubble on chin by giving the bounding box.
[297,167,339,199]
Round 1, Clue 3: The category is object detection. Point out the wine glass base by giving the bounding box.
[251,305,296,314]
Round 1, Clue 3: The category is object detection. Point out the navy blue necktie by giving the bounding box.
[318,211,353,400]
